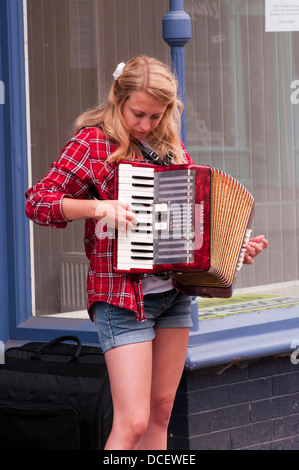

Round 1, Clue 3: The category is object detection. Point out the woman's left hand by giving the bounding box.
[243,235,268,264]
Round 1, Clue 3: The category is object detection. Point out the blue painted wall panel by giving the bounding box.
[0,0,10,343]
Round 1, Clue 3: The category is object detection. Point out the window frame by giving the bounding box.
[4,0,299,369]
[5,0,98,343]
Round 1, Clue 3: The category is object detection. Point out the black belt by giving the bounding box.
[141,273,171,280]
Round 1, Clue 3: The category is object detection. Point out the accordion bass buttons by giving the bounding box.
[153,201,171,235]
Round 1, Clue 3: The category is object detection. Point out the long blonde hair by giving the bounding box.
[74,55,184,163]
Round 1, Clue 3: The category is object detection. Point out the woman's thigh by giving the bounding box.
[104,340,153,421]
[150,326,190,407]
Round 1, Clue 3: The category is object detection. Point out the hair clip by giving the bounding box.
[113,61,126,81]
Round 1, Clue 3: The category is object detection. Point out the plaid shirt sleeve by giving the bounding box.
[25,129,95,228]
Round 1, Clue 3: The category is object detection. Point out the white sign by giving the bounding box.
[265,0,299,32]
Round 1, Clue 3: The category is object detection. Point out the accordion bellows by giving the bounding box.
[114,162,254,298]
[172,168,254,297]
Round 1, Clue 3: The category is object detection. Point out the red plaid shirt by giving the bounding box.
[25,127,193,321]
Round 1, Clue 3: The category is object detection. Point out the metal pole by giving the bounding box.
[163,0,191,147]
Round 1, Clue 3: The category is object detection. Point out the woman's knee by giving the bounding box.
[150,397,174,428]
[115,410,149,442]
[129,416,149,440]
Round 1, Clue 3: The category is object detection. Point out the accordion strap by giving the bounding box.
[136,142,173,166]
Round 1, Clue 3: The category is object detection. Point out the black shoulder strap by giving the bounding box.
[136,142,173,166]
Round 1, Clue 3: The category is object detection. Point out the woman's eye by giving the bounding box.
[133,112,161,119]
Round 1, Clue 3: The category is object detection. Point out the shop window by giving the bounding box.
[185,0,299,314]
[26,0,169,316]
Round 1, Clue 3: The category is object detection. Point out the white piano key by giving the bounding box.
[117,258,154,270]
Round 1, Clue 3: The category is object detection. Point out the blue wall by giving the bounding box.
[0,0,10,343]
[0,0,32,343]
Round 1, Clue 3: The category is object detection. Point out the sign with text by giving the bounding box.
[266,0,299,32]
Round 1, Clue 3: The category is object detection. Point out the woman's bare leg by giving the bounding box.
[138,327,190,450]
[104,340,153,450]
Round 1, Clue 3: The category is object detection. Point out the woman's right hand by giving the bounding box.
[95,200,138,232]
[61,197,138,232]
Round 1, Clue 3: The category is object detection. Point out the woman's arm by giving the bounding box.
[61,197,138,231]
[61,197,98,221]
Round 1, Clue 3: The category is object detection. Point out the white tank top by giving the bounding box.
[141,275,174,295]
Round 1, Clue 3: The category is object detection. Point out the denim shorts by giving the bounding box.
[93,289,192,353]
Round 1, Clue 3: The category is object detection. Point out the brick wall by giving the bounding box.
[168,355,299,450]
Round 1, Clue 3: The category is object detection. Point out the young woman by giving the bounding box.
[25,55,268,450]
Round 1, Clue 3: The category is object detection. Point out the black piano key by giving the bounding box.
[131,242,153,246]
[132,183,154,188]
[132,229,152,233]
[131,230,152,234]
[132,195,153,200]
[132,175,154,180]
[132,202,152,207]
[133,210,152,214]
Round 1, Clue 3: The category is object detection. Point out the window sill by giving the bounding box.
[11,315,99,344]
[186,304,299,370]
[9,301,299,371]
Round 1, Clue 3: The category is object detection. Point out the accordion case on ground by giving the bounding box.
[0,336,113,450]
[113,162,254,298]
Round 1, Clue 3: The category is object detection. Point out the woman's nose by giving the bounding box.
[140,118,151,132]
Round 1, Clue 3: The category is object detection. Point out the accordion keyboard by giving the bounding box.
[117,164,155,271]
[116,164,196,272]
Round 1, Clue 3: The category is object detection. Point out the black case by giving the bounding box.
[0,336,113,450]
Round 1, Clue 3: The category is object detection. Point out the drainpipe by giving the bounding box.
[163,0,191,147]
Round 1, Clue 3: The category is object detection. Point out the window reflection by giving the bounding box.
[26,0,169,316]
[185,0,299,298]
[26,0,299,316]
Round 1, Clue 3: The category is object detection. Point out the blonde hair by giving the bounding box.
[74,55,184,163]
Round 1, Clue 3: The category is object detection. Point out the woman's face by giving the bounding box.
[122,91,167,141]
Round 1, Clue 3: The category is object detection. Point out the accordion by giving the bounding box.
[113,161,254,298]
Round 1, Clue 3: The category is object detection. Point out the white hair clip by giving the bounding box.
[113,61,126,81]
